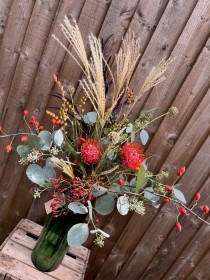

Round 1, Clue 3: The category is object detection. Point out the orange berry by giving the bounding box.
[55,120,61,125]
[5,145,12,152]
[51,118,57,125]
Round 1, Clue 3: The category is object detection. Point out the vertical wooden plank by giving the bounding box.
[0,0,13,46]
[0,0,87,238]
[129,0,205,121]
[164,198,210,279]
[0,0,60,240]
[0,0,36,120]
[54,0,111,89]
[115,135,210,280]
[146,37,210,173]
[84,1,169,279]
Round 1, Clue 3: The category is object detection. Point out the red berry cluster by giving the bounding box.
[50,193,67,217]
[68,175,103,203]
[23,110,44,130]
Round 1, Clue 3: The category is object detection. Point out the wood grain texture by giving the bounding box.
[0,1,210,279]
[0,219,90,280]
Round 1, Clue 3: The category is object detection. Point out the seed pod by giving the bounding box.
[165,185,173,192]
[203,205,209,214]
[163,198,170,204]
[179,207,187,215]
[118,179,125,186]
[176,222,182,232]
[195,193,201,201]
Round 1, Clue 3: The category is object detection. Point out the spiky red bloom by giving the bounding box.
[121,142,144,170]
[81,139,103,165]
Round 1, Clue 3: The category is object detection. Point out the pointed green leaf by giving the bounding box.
[136,164,146,191]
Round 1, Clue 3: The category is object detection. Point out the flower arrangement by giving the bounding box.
[1,16,210,248]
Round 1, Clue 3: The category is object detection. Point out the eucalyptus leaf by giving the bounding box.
[130,133,135,142]
[95,195,115,215]
[92,185,107,197]
[26,164,46,184]
[38,131,53,151]
[87,112,97,123]
[16,145,32,158]
[54,129,64,147]
[117,195,129,215]
[68,202,88,214]
[43,165,55,181]
[28,135,45,149]
[67,223,89,246]
[144,187,159,203]
[173,189,186,204]
[129,178,136,187]
[126,123,133,133]
[136,164,146,192]
[140,129,149,145]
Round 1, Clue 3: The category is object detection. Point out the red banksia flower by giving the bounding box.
[179,207,187,215]
[176,222,182,232]
[81,139,103,165]
[121,142,144,170]
[203,205,209,214]
[195,193,201,201]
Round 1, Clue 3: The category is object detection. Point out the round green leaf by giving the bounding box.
[140,129,149,145]
[54,129,64,147]
[43,165,55,181]
[28,135,45,149]
[117,195,129,215]
[16,145,32,158]
[26,164,46,184]
[38,131,53,151]
[68,202,88,214]
[95,195,115,215]
[67,223,89,246]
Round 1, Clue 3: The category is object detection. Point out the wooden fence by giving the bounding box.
[0,0,210,279]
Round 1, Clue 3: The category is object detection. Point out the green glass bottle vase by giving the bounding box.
[31,211,86,272]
